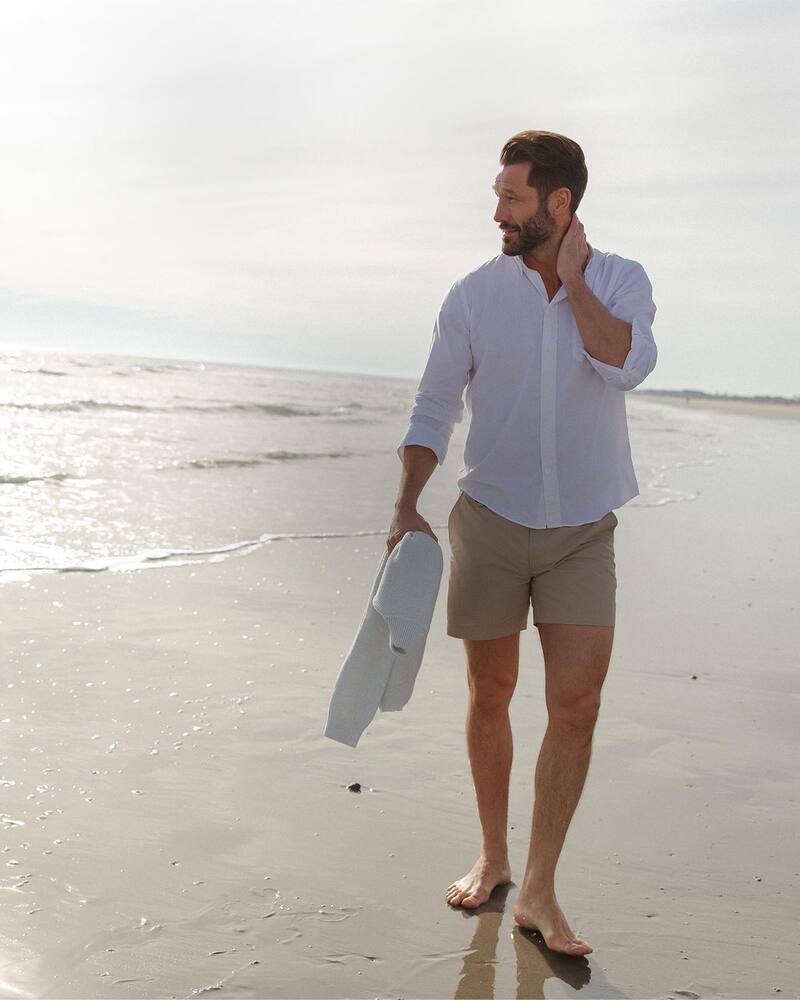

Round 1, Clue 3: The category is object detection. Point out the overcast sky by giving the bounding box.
[1,0,797,396]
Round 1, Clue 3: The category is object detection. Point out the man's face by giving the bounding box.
[492,163,559,257]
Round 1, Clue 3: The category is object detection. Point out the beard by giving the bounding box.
[501,207,557,256]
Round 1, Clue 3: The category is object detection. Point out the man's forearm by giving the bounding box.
[395,445,438,511]
[563,272,632,369]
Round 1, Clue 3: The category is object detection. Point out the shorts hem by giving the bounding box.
[447,621,529,640]
[533,618,615,628]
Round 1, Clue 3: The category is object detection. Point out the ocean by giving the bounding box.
[0,350,731,585]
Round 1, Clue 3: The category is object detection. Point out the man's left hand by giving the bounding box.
[556,213,590,282]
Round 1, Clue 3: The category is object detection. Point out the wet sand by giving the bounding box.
[1,403,798,999]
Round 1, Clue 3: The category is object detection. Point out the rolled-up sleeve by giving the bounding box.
[580,260,658,391]
[396,279,473,466]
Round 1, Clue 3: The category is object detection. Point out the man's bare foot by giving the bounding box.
[512,893,593,955]
[444,855,512,908]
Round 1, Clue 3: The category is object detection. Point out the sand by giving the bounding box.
[632,390,800,422]
[1,402,798,999]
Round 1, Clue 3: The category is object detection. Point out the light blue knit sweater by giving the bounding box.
[324,530,444,747]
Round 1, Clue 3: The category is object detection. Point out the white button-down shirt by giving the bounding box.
[397,245,658,527]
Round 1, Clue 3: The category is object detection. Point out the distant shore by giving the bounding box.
[631,389,800,422]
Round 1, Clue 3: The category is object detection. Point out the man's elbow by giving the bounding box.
[620,345,658,391]
[398,443,443,467]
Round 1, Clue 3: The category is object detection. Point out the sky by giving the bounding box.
[1,0,798,397]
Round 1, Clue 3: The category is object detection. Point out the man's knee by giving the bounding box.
[547,688,602,731]
[469,672,517,710]
[464,632,520,707]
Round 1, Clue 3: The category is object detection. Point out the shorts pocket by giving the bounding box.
[464,493,488,510]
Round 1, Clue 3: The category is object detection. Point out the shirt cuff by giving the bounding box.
[396,419,448,466]
[579,314,652,391]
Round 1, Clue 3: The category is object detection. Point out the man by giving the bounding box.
[387,130,657,956]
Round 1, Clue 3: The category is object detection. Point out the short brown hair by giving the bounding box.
[499,130,588,214]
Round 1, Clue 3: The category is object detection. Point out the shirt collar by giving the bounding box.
[512,243,597,277]
[512,244,598,303]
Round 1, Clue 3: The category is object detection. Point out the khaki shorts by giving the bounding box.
[447,490,618,638]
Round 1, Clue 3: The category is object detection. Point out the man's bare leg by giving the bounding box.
[512,622,614,955]
[445,630,520,908]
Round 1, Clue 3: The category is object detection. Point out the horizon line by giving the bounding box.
[1,344,797,404]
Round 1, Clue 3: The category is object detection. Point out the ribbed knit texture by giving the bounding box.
[323,531,443,747]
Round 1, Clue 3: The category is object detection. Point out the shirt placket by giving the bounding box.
[540,300,561,526]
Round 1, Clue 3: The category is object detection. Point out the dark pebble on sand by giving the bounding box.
[347,781,362,792]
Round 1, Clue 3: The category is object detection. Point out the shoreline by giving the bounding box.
[631,390,800,421]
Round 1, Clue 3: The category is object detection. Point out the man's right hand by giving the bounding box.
[386,505,438,555]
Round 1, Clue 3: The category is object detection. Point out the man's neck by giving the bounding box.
[521,251,560,294]
[522,237,561,279]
